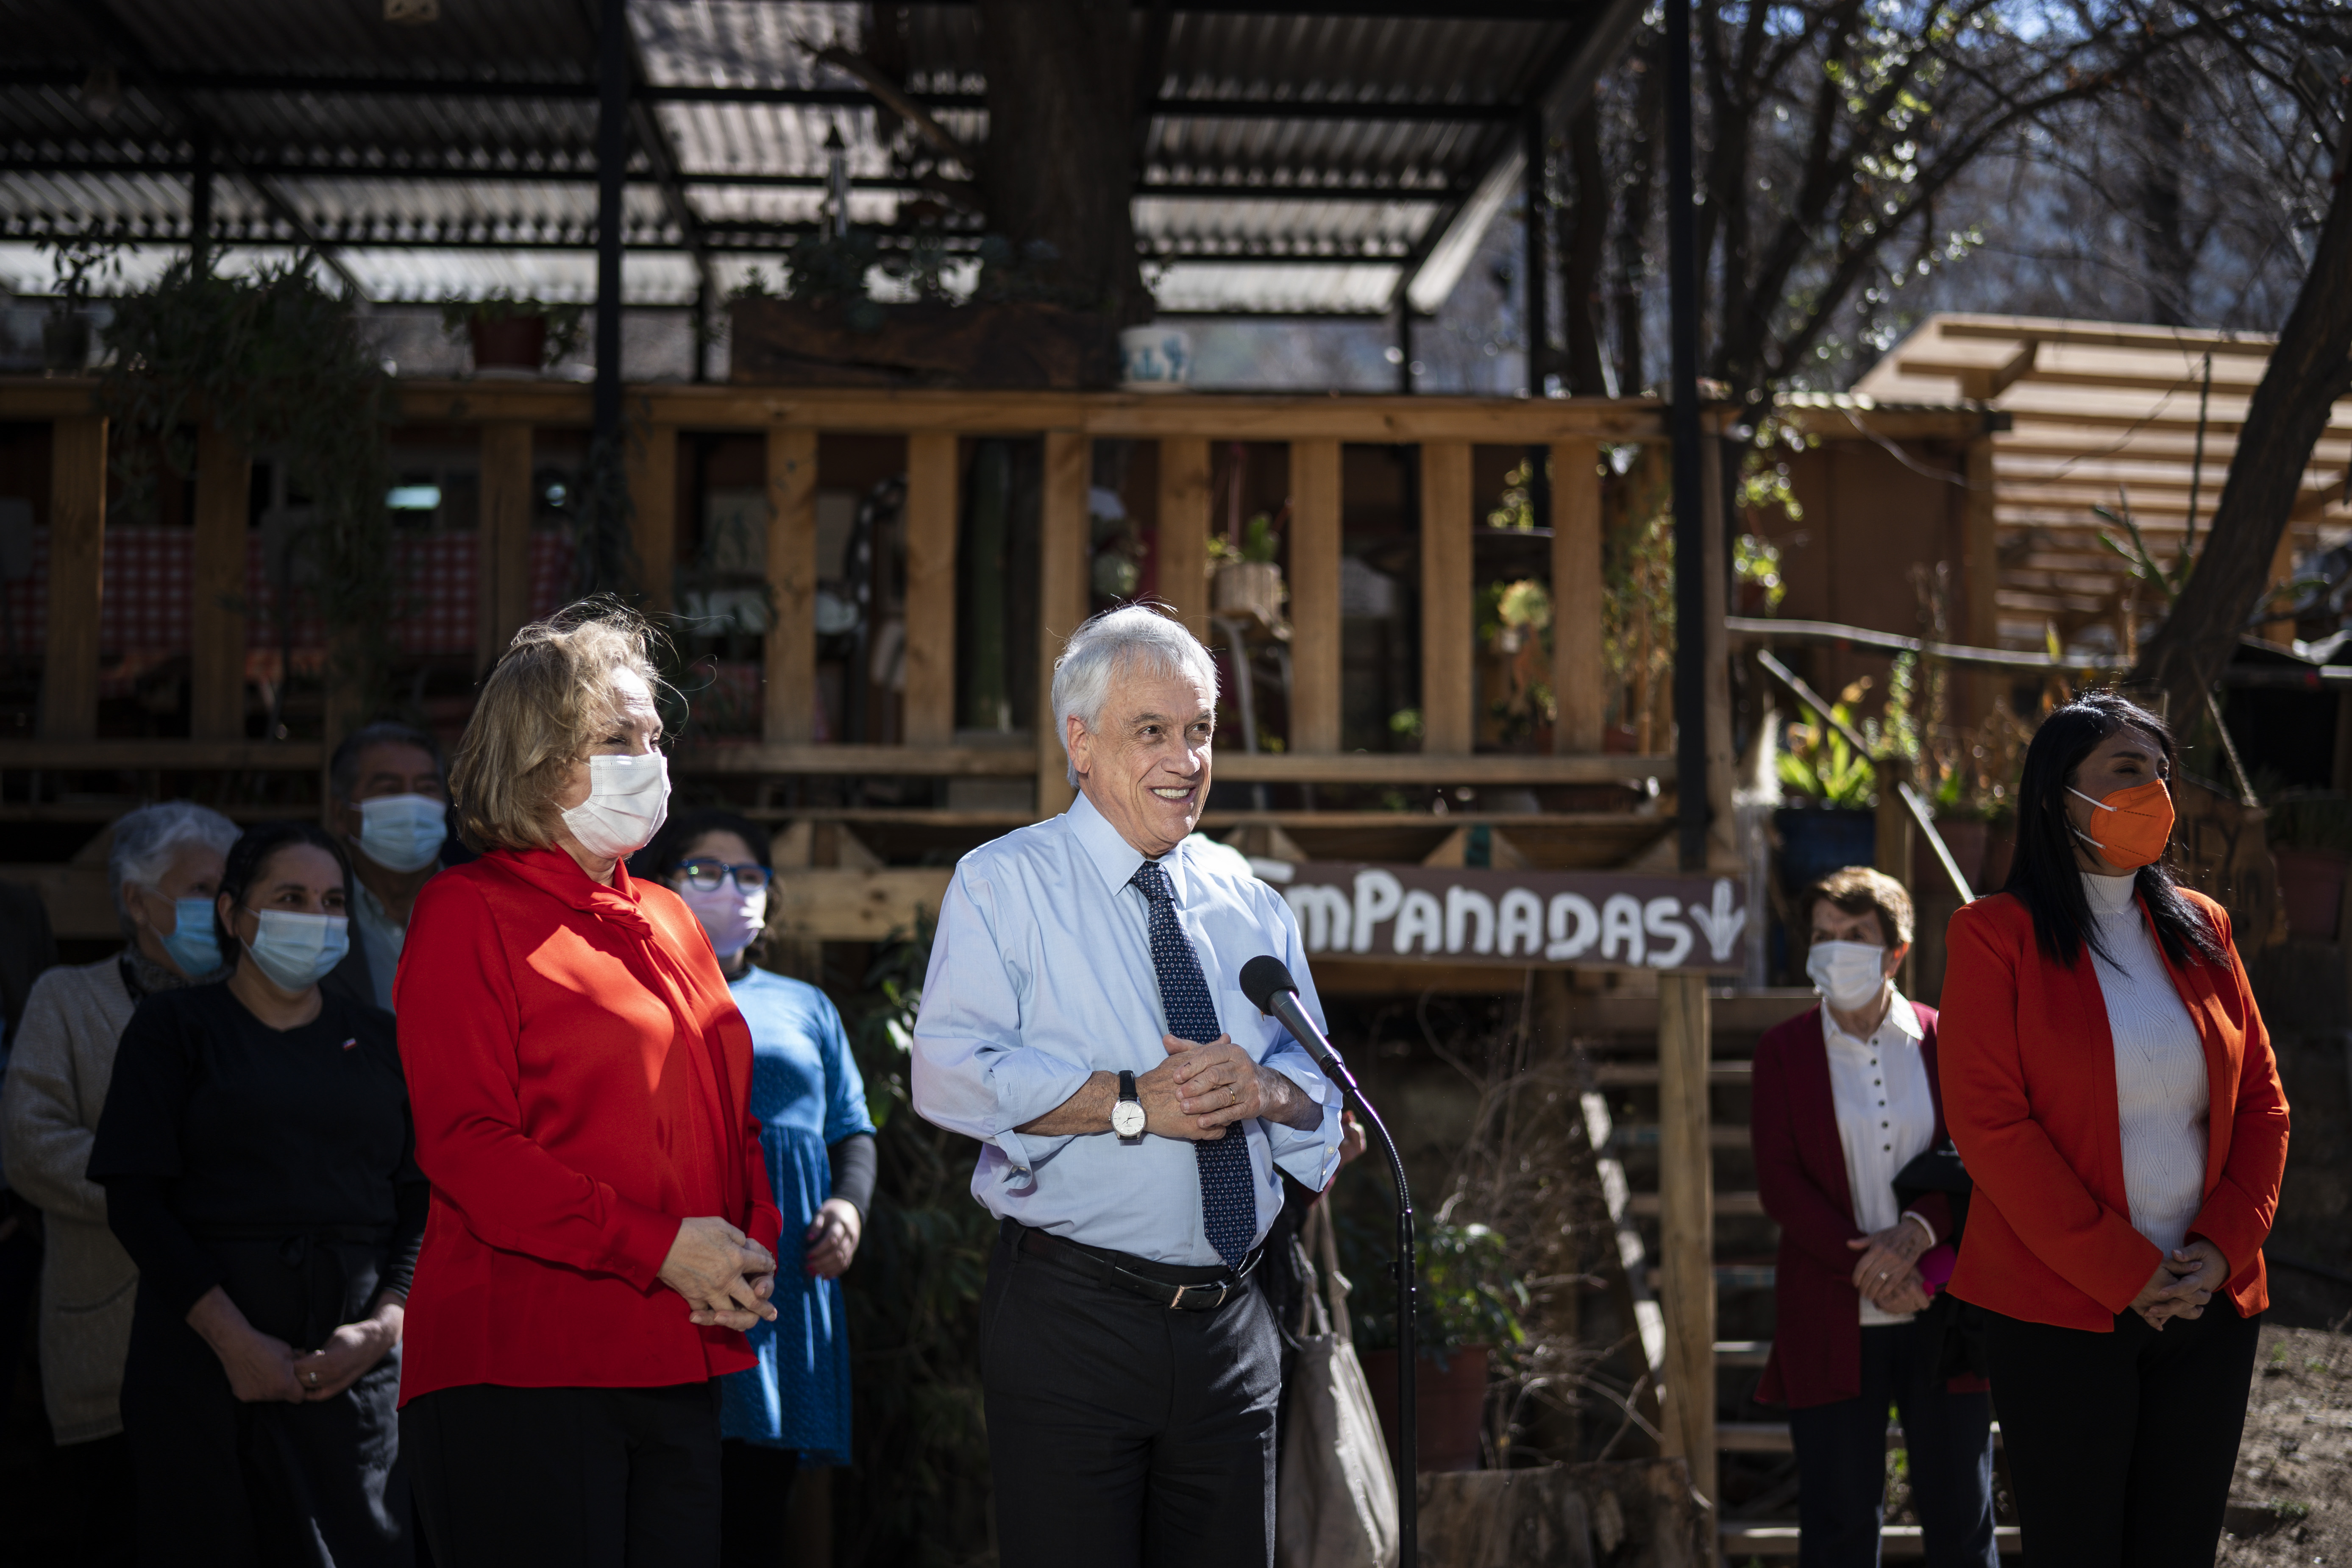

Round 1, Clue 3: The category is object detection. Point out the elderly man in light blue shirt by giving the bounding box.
[912,604,1342,1568]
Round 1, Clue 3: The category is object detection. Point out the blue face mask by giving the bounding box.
[356,794,448,875]
[158,896,223,978]
[239,909,351,993]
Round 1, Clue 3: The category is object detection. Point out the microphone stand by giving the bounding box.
[1266,992,1418,1568]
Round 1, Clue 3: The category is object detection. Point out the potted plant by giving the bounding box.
[1209,512,1286,631]
[2264,792,2352,939]
[1353,1217,1527,1474]
[36,228,127,374]
[441,293,585,376]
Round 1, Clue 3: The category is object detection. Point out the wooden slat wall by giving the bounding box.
[1553,438,1605,753]
[628,423,678,615]
[1419,441,1475,755]
[1037,430,1091,814]
[41,417,106,741]
[764,427,819,745]
[191,423,250,740]
[1961,436,2001,728]
[476,423,534,672]
[1288,439,1342,754]
[1157,437,1212,641]
[902,432,960,747]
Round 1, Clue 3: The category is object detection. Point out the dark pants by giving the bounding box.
[718,1439,801,1568]
[1986,1301,2261,1568]
[401,1382,720,1568]
[1786,1319,1999,1568]
[981,1223,1281,1568]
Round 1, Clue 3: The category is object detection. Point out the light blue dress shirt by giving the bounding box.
[910,792,1345,1267]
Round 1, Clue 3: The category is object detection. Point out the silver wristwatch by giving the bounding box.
[1111,1069,1146,1139]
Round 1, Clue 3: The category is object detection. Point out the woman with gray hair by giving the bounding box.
[0,799,239,1558]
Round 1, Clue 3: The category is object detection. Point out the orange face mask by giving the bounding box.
[2068,778,2175,871]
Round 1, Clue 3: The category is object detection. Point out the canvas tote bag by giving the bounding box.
[1276,1202,1400,1568]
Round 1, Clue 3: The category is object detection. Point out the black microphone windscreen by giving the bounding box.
[1239,955,1296,1014]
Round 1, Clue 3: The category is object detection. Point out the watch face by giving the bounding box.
[1111,1100,1147,1138]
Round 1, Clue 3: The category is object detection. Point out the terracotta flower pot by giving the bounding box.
[469,315,549,374]
[1361,1344,1489,1474]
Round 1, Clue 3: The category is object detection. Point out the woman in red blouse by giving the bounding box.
[394,602,783,1567]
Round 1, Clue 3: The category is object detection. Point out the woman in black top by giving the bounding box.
[90,821,425,1567]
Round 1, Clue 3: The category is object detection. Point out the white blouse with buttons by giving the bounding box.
[1821,991,1939,1325]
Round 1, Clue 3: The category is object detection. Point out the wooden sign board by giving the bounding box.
[1265,862,1750,973]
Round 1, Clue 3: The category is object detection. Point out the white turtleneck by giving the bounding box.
[2081,870,2209,1255]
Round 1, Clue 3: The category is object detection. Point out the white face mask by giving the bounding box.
[560,752,671,861]
[1806,939,1888,1011]
[356,794,448,874]
[242,908,351,993]
[680,882,768,958]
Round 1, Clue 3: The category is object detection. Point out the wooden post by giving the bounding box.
[1701,429,1739,872]
[1553,438,1604,754]
[1158,437,1213,641]
[191,422,250,741]
[1656,969,1716,1513]
[1289,439,1342,754]
[628,422,678,616]
[764,427,819,745]
[476,423,534,674]
[41,416,107,741]
[903,432,959,747]
[1962,434,2001,730]
[1037,430,1091,816]
[1420,440,1475,755]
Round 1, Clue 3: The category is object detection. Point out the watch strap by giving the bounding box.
[1118,1069,1138,1103]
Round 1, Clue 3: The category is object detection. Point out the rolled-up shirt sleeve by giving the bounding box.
[909,870,1093,1174]
[1255,894,1344,1191]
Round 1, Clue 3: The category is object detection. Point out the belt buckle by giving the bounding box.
[1169,1283,1186,1309]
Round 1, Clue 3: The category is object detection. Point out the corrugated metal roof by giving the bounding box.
[0,0,1619,315]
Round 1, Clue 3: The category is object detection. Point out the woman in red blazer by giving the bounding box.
[1754,866,1997,1568]
[394,603,785,1568]
[1940,693,2288,1568]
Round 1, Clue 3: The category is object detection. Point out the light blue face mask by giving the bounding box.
[239,908,351,993]
[157,896,223,978]
[356,794,448,875]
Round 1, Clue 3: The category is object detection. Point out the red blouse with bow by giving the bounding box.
[393,845,782,1401]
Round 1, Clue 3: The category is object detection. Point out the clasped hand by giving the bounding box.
[2130,1238,2230,1331]
[1847,1220,1932,1315]
[660,1216,780,1331]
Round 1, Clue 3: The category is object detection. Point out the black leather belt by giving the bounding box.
[1009,1221,1260,1311]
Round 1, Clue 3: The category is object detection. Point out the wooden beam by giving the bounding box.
[769,866,954,941]
[1038,430,1091,815]
[41,416,106,741]
[627,421,678,614]
[1656,969,1717,1514]
[1701,434,1740,873]
[190,422,250,741]
[1420,440,1475,754]
[0,740,323,769]
[1158,437,1213,641]
[1213,750,1673,784]
[1289,438,1343,753]
[1553,438,1604,753]
[903,432,960,746]
[476,423,534,673]
[764,426,819,745]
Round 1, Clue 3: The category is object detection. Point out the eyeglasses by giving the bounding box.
[675,858,771,894]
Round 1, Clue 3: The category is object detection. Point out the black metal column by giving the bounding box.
[1524,106,1548,399]
[1665,0,1708,872]
[594,0,629,445]
[189,131,213,274]
[1396,306,1414,395]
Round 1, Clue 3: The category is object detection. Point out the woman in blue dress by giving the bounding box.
[636,809,876,1566]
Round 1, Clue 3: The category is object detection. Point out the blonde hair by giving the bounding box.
[449,598,665,852]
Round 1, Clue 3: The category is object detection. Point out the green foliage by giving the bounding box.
[1778,655,1923,807]
[1208,512,1282,566]
[731,229,1072,334]
[36,223,128,312]
[437,292,585,366]
[1486,460,1539,529]
[832,923,998,1566]
[2265,792,2352,853]
[1340,1214,1529,1365]
[98,256,397,721]
[2094,499,2193,607]
[1735,534,1788,612]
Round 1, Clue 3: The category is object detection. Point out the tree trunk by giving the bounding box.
[2136,60,2192,328]
[2130,112,2352,723]
[977,0,1147,332]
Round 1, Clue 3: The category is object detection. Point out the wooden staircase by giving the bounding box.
[1561,984,2024,1559]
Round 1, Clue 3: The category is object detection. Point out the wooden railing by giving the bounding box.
[0,378,1679,817]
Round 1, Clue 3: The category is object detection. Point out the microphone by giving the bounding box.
[1240,954,1418,1568]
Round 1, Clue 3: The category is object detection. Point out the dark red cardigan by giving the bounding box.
[1751,1000,1985,1408]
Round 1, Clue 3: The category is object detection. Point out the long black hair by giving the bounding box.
[633,808,774,883]
[2002,691,2226,969]
[213,820,355,959]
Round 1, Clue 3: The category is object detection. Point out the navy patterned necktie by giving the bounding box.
[1131,858,1257,1272]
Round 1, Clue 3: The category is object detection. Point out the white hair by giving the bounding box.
[1052,604,1219,788]
[107,802,242,924]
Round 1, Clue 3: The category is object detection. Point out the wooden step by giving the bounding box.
[1722,1523,2023,1556]
[1645,1264,1776,1290]
[1607,1122,1751,1150]
[1719,1422,2004,1454]
[1715,1339,1770,1367]
[1628,1190,1766,1217]
[1592,1061,1753,1086]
